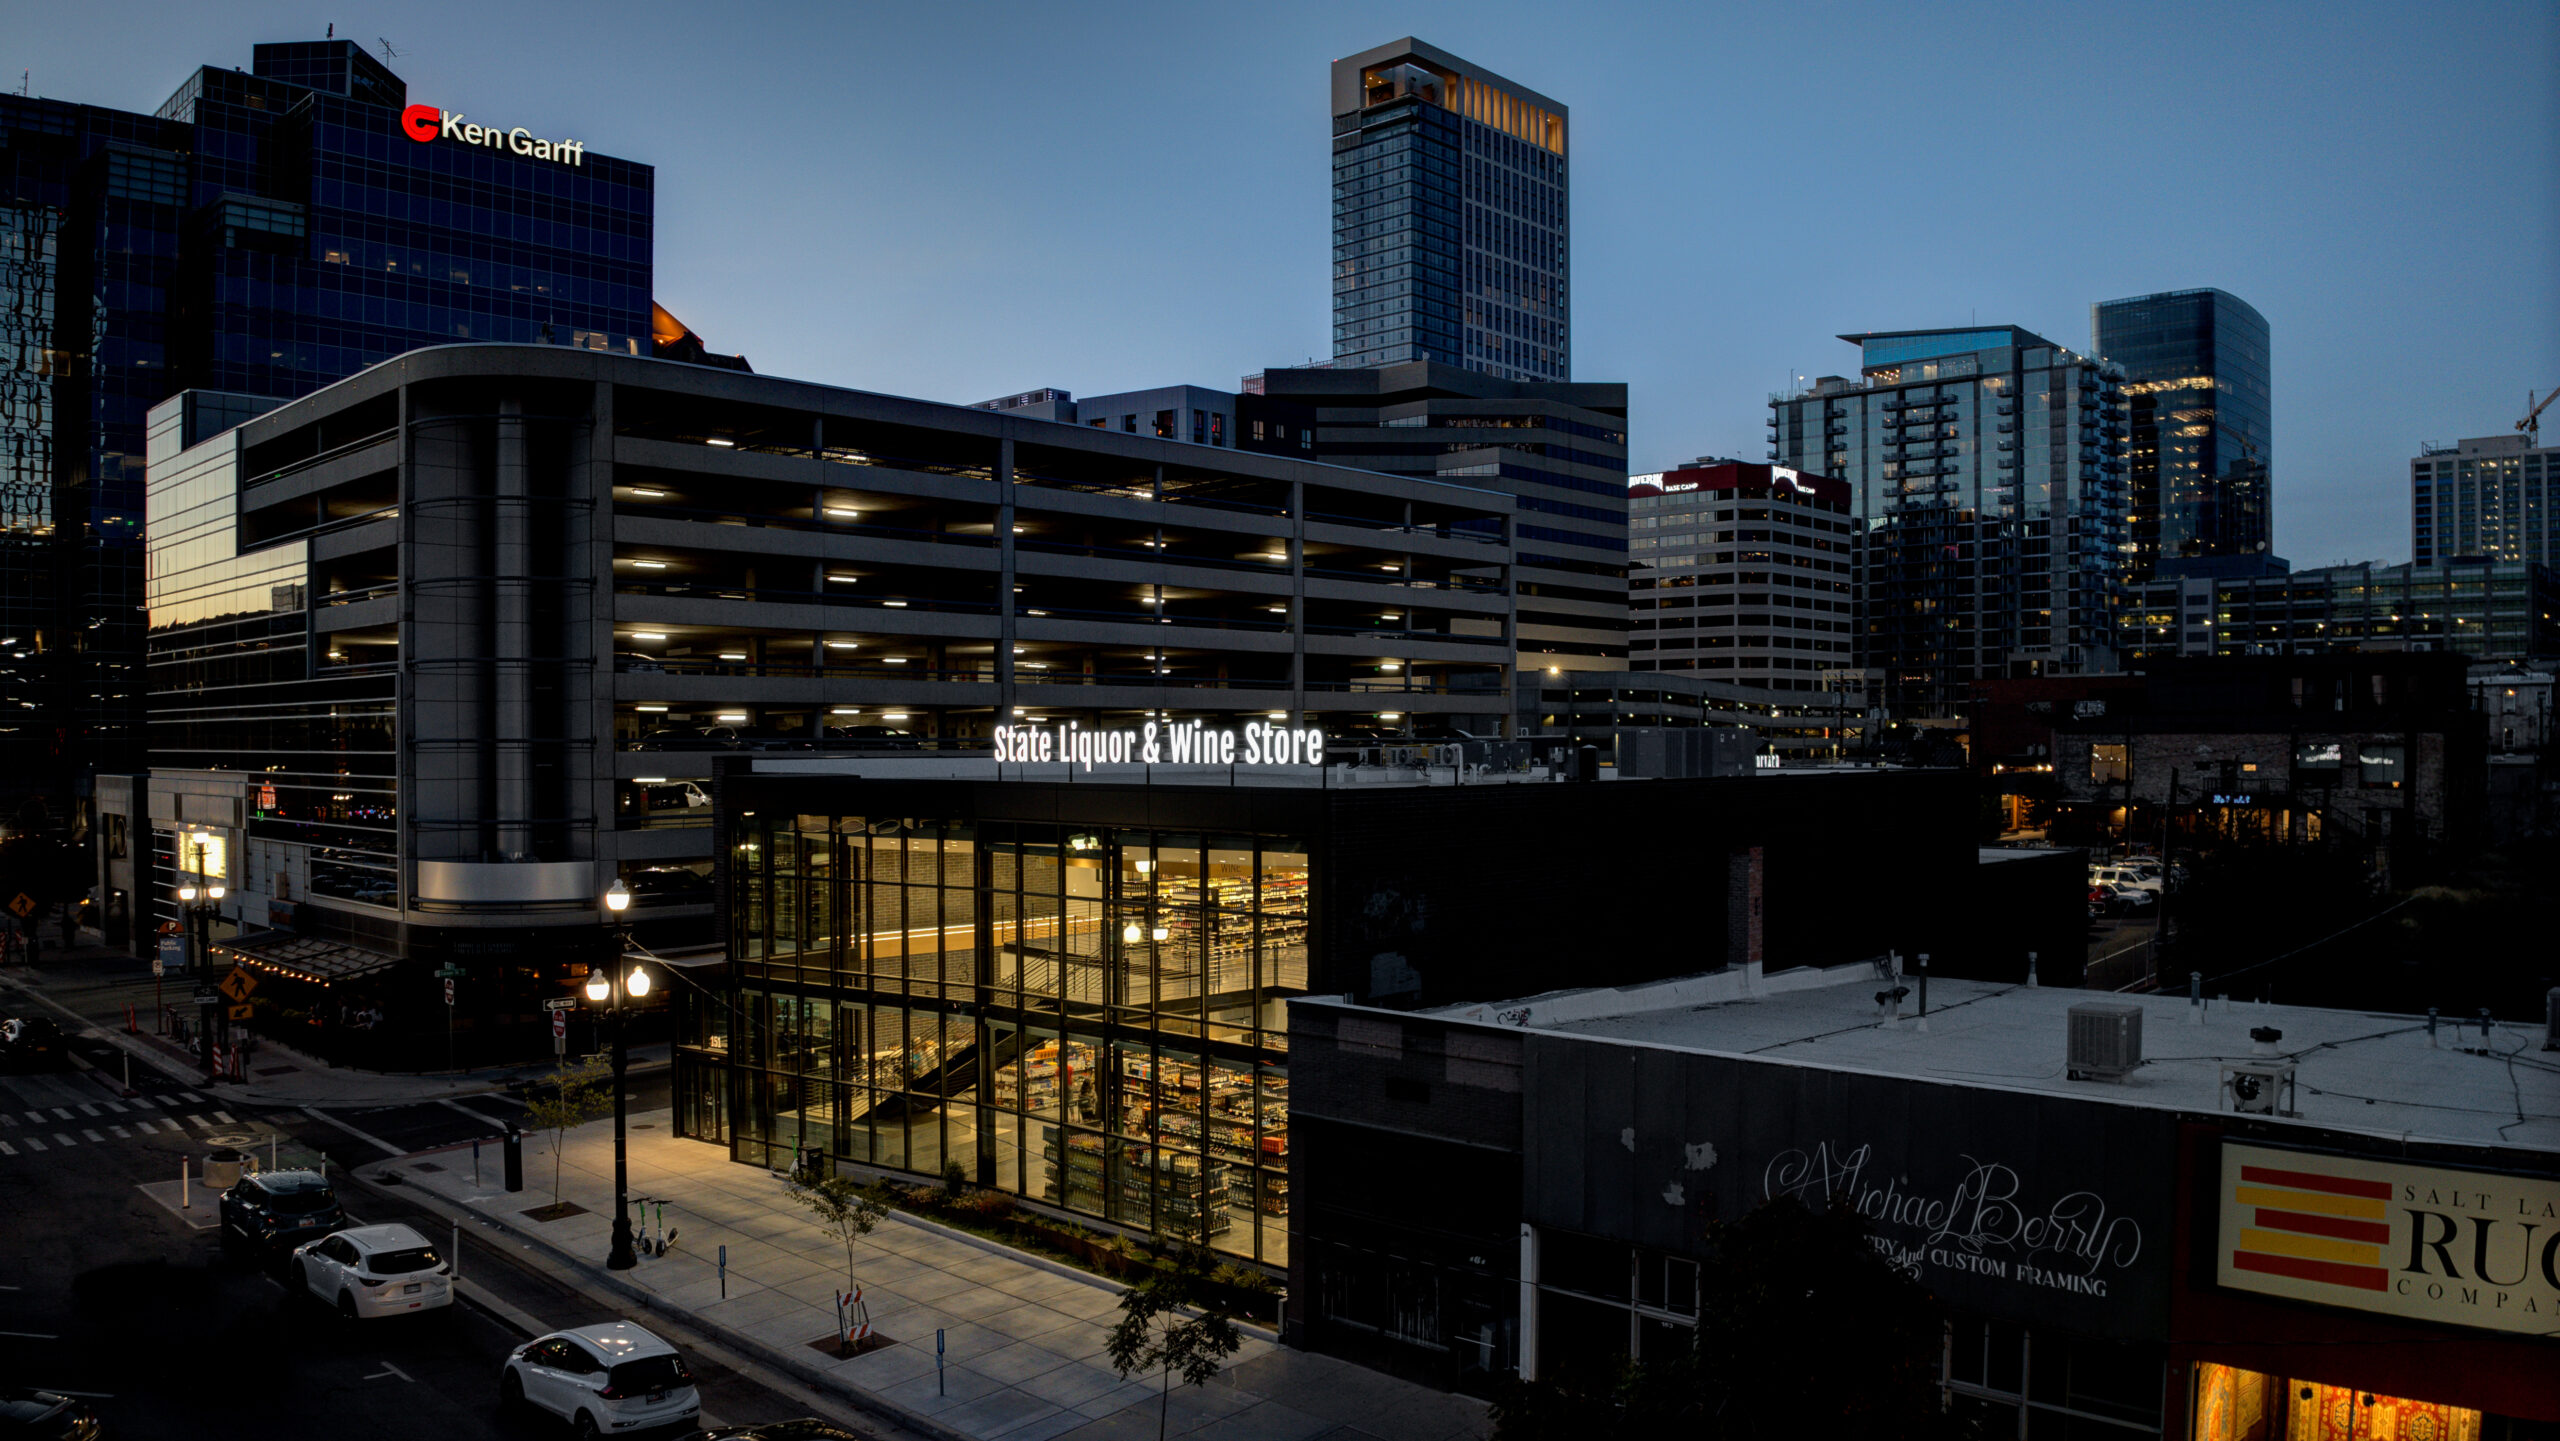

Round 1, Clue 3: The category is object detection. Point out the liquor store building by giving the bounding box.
[1290,970,2560,1430]
[682,755,2036,1272]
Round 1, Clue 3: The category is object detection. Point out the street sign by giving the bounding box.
[227,1003,253,1021]
[155,936,183,977]
[217,968,257,1003]
[551,1008,567,1039]
[7,892,32,918]
[443,977,456,1006]
[436,963,467,980]
[191,987,221,1007]
[544,995,581,1013]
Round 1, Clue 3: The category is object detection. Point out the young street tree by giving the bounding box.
[1104,1248,1245,1441]
[785,1174,888,1348]
[521,1057,611,1204]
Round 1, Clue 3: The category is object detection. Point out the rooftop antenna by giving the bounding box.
[379,37,401,61]
[326,23,333,37]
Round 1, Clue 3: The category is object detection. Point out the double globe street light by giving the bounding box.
[594,879,651,1270]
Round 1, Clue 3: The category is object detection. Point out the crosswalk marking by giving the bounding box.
[110,1125,129,1139]
[0,1112,228,1154]
[51,1133,73,1146]
[102,1100,128,1114]
[25,1111,45,1123]
[77,1104,100,1118]
[177,1091,203,1103]
[0,1140,14,1156]
[51,1108,71,1120]
[81,1129,102,1142]
[213,1110,236,1124]
[185,1114,212,1131]
[21,1137,44,1151]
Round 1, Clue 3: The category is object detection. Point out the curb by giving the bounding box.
[360,1170,975,1441]
[878,1208,1284,1345]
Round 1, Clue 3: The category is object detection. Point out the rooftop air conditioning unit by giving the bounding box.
[2066,1002,2143,1081]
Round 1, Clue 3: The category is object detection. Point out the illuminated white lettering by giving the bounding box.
[509,126,534,156]
[440,110,466,141]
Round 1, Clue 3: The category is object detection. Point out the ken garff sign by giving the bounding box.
[993,719,1325,772]
[401,104,588,166]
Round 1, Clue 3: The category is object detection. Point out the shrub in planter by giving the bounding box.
[953,1189,1017,1222]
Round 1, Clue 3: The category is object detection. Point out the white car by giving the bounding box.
[290,1223,452,1320]
[500,1321,701,1439]
[2088,863,2164,894]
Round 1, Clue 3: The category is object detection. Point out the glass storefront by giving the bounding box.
[2192,1363,2481,1441]
[692,813,1306,1266]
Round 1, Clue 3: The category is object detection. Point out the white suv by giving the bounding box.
[2088,863,2163,894]
[290,1223,452,1319]
[500,1322,701,1438]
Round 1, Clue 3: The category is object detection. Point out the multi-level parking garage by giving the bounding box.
[134,345,1517,973]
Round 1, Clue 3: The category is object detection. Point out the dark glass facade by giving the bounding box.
[2092,289,2271,581]
[0,38,652,822]
[1332,40,1569,383]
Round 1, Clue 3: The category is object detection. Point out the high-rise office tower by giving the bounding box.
[1331,39,1569,382]
[0,38,659,823]
[1769,327,2129,719]
[2092,289,2273,581]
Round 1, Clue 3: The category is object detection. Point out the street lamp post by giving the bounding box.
[178,841,226,1073]
[594,880,648,1271]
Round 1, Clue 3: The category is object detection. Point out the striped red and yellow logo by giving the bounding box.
[2229,1161,2391,1292]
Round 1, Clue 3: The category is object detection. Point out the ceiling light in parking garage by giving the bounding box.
[636,704,669,712]
[630,560,667,568]
[826,641,858,650]
[882,600,908,608]
[1265,605,1287,613]
[825,506,861,518]
[718,712,747,721]
[883,713,910,720]
[1379,563,1400,571]
[706,437,736,448]
[631,632,667,641]
[1380,661,1401,670]
[1379,712,1403,720]
[1026,609,1048,616]
[1381,612,1402,620]
[718,652,747,661]
[831,707,861,715]
[827,574,859,583]
[883,657,908,664]
[1270,711,1287,719]
[630,488,667,497]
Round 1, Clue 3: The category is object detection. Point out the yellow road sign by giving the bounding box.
[7,892,32,918]
[228,1003,254,1021]
[217,968,258,1003]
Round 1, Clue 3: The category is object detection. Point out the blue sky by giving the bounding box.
[12,0,2556,567]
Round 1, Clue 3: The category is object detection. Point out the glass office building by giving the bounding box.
[2412,433,2557,567]
[1331,39,1570,382]
[0,38,653,823]
[2092,289,2272,581]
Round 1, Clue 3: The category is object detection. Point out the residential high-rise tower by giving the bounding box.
[1331,39,1569,382]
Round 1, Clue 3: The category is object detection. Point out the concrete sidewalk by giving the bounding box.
[0,936,667,1108]
[390,1110,1489,1441]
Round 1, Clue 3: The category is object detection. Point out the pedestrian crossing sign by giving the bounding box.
[228,1004,254,1021]
[217,968,258,1003]
[7,892,31,918]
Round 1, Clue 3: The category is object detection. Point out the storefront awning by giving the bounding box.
[210,930,404,986]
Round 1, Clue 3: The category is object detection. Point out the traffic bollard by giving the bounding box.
[502,1125,523,1192]
[937,1328,946,1396]
[472,1137,481,1187]
[180,1157,190,1209]
[453,1223,462,1281]
[268,1133,278,1173]
[718,1244,727,1299]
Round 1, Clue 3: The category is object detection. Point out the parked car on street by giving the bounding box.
[0,1016,65,1071]
[2088,864,2163,895]
[499,1322,701,1439]
[2095,881,2157,915]
[290,1223,452,1320]
[218,1169,346,1253]
[0,1385,101,1440]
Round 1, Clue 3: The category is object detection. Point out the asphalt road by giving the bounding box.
[0,1057,814,1441]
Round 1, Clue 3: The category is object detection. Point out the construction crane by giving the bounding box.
[2520,387,2559,445]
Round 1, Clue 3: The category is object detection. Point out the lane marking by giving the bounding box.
[363,1362,414,1383]
[213,1110,236,1124]
[0,1330,58,1339]
[301,1107,408,1159]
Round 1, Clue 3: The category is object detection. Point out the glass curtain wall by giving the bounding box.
[727,815,1305,1266]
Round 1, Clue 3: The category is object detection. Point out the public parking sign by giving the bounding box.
[155,936,184,977]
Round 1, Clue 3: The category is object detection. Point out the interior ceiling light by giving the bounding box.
[826,641,858,650]
[630,560,667,569]
[882,712,910,720]
[882,600,908,608]
[705,437,736,448]
[718,652,747,661]
[825,506,860,517]
[636,704,669,712]
[831,707,861,715]
[629,487,667,498]
[630,632,667,641]
[883,657,908,664]
[827,574,858,583]
[717,713,746,721]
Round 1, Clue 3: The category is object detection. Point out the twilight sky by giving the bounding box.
[12,0,2557,567]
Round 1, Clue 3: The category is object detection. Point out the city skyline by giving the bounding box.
[10,0,2554,572]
